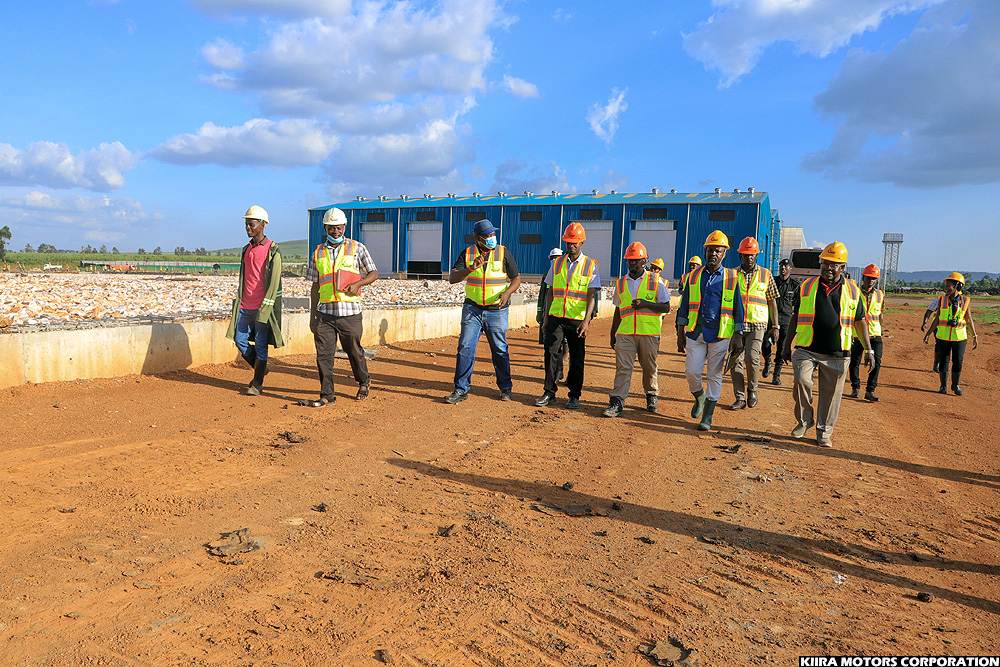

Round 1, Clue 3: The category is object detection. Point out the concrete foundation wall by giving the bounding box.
[0,303,613,390]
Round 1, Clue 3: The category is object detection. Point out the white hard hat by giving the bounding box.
[242,205,268,223]
[322,207,348,226]
[548,247,564,258]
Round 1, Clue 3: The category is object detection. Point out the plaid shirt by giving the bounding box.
[739,266,780,331]
[305,238,378,316]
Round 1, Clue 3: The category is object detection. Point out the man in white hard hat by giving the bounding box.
[303,207,378,406]
[226,205,284,395]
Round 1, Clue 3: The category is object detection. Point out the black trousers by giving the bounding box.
[762,326,790,376]
[314,312,369,400]
[849,336,883,391]
[543,316,587,398]
[934,338,967,375]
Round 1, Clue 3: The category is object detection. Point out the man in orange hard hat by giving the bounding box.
[923,272,979,395]
[602,242,672,417]
[536,222,601,409]
[781,242,873,447]
[676,230,745,431]
[729,237,779,410]
[848,264,885,402]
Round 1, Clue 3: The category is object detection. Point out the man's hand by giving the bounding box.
[633,297,649,310]
[864,350,874,368]
[497,290,510,308]
[577,318,590,338]
[344,282,361,297]
[610,336,616,350]
[676,329,687,354]
[781,346,791,363]
[731,333,745,354]
[768,326,780,345]
[470,252,488,271]
[309,314,318,335]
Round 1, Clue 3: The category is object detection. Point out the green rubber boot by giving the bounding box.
[697,400,717,431]
[691,390,707,419]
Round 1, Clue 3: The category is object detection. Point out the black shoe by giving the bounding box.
[952,385,964,396]
[601,398,623,418]
[534,393,556,407]
[762,361,772,378]
[864,391,880,402]
[499,390,512,401]
[646,394,658,413]
[246,357,268,395]
[730,398,746,410]
[933,362,940,372]
[445,391,468,404]
[848,388,860,399]
[747,391,758,408]
[565,397,580,410]
[771,376,782,386]
[952,371,963,396]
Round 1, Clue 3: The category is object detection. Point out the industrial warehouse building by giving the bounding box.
[308,190,781,283]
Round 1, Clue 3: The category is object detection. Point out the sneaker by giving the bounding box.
[534,393,556,407]
[565,397,580,410]
[791,420,814,438]
[445,391,468,404]
[646,394,658,413]
[601,398,623,418]
[817,433,833,448]
[499,390,512,401]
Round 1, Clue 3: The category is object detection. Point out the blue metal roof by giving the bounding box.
[310,190,769,211]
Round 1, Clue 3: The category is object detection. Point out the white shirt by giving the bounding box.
[612,270,670,306]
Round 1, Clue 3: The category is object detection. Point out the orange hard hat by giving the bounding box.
[862,264,880,278]
[704,230,729,248]
[562,222,586,243]
[819,241,848,263]
[737,237,760,254]
[624,242,648,259]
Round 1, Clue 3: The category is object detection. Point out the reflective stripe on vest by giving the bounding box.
[684,266,737,339]
[315,241,361,303]
[464,245,508,306]
[862,288,883,338]
[616,271,663,336]
[549,254,595,321]
[795,277,861,350]
[936,293,970,341]
[739,267,772,324]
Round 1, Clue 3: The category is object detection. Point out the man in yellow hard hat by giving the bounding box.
[676,230,745,431]
[536,223,601,409]
[728,236,779,410]
[923,272,978,395]
[678,255,702,292]
[602,242,672,417]
[848,264,885,402]
[781,242,873,447]
[226,205,284,395]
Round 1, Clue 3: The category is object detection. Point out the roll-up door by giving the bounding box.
[577,221,613,284]
[407,222,443,277]
[630,221,677,281]
[361,222,393,274]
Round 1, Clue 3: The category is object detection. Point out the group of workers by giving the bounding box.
[227,206,979,448]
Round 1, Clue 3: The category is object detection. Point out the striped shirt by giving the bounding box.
[738,266,780,331]
[304,239,377,316]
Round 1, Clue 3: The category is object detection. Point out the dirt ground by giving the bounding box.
[1,298,998,666]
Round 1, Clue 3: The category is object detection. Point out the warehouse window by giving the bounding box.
[466,211,486,221]
[642,208,669,220]
[520,234,542,245]
[709,209,735,221]
[416,211,436,221]
[520,211,543,221]
[465,234,476,244]
[578,209,602,220]
[366,211,386,222]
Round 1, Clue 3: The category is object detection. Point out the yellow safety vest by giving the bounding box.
[684,266,737,339]
[935,293,970,342]
[616,271,663,336]
[464,245,508,306]
[549,254,596,321]
[738,267,772,324]
[795,277,861,351]
[314,241,361,303]
[859,288,884,338]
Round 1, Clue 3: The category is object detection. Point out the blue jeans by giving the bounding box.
[454,303,512,394]
[234,308,270,363]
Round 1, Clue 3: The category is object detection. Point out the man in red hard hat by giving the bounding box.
[602,242,671,417]
[848,264,885,402]
[729,237,779,410]
[536,222,601,409]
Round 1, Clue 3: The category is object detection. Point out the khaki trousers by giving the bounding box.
[611,335,660,400]
[792,348,849,439]
[731,328,767,400]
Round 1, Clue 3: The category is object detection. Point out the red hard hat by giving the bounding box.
[562,222,586,243]
[624,242,648,259]
[737,237,760,254]
[862,264,880,278]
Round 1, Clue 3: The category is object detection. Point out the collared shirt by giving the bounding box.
[738,265,780,331]
[451,247,520,310]
[792,276,865,356]
[676,265,746,343]
[304,238,377,316]
[542,254,602,289]
[240,238,272,310]
[611,270,670,306]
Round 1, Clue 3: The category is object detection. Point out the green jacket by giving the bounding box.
[226,240,284,348]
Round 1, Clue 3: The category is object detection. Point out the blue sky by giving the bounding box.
[1,0,997,272]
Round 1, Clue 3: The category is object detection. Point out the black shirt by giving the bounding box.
[774,275,800,327]
[793,277,865,357]
[452,246,519,310]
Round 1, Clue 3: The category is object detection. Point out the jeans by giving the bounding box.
[234,308,270,363]
[454,303,512,394]
[849,336,883,391]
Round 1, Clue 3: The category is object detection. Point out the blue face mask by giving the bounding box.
[481,236,498,250]
[326,234,345,245]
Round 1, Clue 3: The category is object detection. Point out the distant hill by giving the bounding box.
[896,270,995,283]
[213,238,308,258]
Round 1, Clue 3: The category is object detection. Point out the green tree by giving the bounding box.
[38,243,56,253]
[137,247,146,254]
[23,243,34,253]
[99,244,108,254]
[153,247,162,255]
[111,246,119,254]
[0,225,10,260]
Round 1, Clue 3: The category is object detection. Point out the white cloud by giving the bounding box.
[0,141,137,192]
[201,38,245,69]
[489,157,571,195]
[587,88,628,147]
[149,118,339,168]
[191,0,351,20]
[553,9,572,23]
[0,191,159,243]
[600,169,629,193]
[803,0,1000,188]
[500,74,539,98]
[683,0,944,87]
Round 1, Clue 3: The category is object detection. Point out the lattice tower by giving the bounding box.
[881,233,903,290]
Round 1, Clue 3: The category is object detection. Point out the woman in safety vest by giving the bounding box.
[923,272,978,395]
[848,264,885,402]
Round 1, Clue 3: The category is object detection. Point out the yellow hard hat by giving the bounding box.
[704,230,729,248]
[650,258,664,270]
[819,241,848,263]
[242,205,269,223]
[688,255,702,266]
[946,271,965,285]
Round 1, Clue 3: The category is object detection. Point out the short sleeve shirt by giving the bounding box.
[793,278,865,356]
[611,271,670,307]
[305,238,378,316]
[451,246,519,310]
[543,255,602,289]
